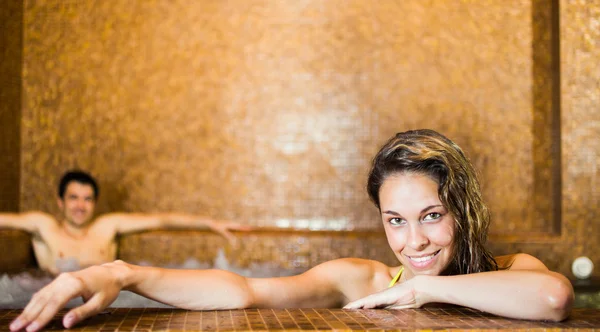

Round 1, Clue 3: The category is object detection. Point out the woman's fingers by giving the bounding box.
[11,265,123,332]
[345,295,417,310]
[9,293,44,331]
[386,303,417,310]
[344,292,393,309]
[10,273,84,331]
[62,294,107,328]
[344,285,418,310]
[27,295,74,331]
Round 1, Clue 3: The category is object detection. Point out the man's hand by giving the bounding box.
[207,221,253,245]
[10,261,128,331]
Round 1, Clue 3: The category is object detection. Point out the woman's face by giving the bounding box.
[379,172,455,280]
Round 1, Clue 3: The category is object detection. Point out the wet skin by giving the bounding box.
[379,173,455,281]
[1,182,248,275]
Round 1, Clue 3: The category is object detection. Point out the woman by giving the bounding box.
[10,129,573,332]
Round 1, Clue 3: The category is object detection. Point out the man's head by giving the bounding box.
[57,170,99,228]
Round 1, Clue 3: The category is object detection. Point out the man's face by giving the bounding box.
[57,182,96,228]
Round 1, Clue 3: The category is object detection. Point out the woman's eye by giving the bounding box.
[423,212,441,222]
[389,218,406,226]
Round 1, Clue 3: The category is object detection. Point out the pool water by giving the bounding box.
[0,249,305,309]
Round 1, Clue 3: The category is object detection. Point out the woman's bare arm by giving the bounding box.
[345,254,574,321]
[10,258,379,332]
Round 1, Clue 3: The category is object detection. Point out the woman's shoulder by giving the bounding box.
[494,253,549,271]
[308,258,397,302]
[310,258,392,283]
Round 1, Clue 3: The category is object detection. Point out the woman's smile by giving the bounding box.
[405,249,442,268]
[379,173,456,278]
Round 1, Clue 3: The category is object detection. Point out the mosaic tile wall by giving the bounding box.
[488,0,600,278]
[556,0,600,277]
[117,230,397,272]
[0,0,22,213]
[21,0,551,234]
[1,0,596,278]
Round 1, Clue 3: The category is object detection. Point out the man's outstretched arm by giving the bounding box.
[98,213,251,243]
[0,212,54,233]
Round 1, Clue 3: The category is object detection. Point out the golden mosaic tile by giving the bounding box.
[2,307,600,331]
[117,230,397,271]
[21,0,549,235]
[0,230,33,272]
[0,0,595,281]
[0,0,22,213]
[558,0,600,278]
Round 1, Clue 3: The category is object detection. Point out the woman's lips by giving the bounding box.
[405,249,441,269]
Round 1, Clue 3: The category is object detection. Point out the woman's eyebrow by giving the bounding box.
[382,205,443,217]
[421,204,443,214]
[382,210,401,217]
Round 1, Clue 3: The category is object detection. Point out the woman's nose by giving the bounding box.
[407,224,429,250]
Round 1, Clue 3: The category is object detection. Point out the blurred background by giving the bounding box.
[0,0,598,283]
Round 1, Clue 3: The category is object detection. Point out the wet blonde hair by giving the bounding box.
[367,129,498,274]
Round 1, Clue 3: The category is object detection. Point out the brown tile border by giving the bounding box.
[2,308,600,331]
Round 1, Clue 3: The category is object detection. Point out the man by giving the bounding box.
[0,170,248,275]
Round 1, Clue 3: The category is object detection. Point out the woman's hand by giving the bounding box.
[10,260,130,332]
[344,276,429,310]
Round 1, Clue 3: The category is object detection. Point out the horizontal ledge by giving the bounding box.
[489,232,563,244]
[123,227,387,238]
[0,228,565,243]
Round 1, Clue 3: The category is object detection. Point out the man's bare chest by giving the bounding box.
[32,230,117,267]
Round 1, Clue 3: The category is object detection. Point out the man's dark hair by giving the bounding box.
[58,170,99,199]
